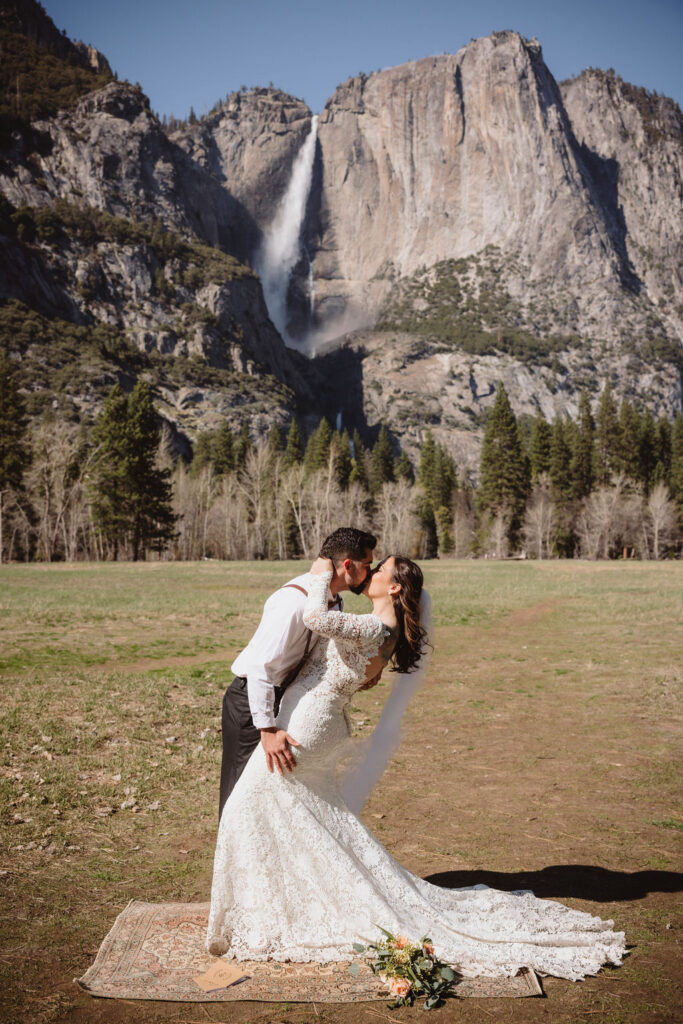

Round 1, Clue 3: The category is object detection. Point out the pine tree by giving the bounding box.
[516,413,535,460]
[266,423,283,457]
[549,416,575,557]
[617,399,640,479]
[369,424,395,492]
[126,381,176,561]
[233,421,251,469]
[91,384,131,560]
[637,409,657,494]
[418,430,437,494]
[529,414,552,480]
[416,431,438,553]
[594,381,620,486]
[349,429,368,488]
[283,420,303,468]
[0,351,31,562]
[653,417,672,487]
[549,417,573,505]
[571,390,594,499]
[0,351,30,493]
[432,445,457,510]
[416,430,458,554]
[478,384,528,546]
[332,430,353,490]
[191,430,215,476]
[213,421,234,476]
[671,412,683,527]
[396,450,414,483]
[418,496,439,558]
[435,504,454,554]
[303,418,332,476]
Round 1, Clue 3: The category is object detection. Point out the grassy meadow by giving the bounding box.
[0,559,681,1024]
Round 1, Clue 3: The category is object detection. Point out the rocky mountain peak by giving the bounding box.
[1,0,111,75]
[0,15,680,462]
[75,79,150,123]
[172,88,312,232]
[71,40,112,76]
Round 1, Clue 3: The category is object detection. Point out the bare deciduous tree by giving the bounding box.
[480,509,509,559]
[211,473,249,560]
[523,474,555,559]
[577,474,642,559]
[27,423,92,562]
[0,488,32,562]
[374,480,419,554]
[300,459,343,557]
[644,482,677,559]
[172,462,218,560]
[236,446,277,558]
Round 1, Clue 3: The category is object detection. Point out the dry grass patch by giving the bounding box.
[1,560,681,1024]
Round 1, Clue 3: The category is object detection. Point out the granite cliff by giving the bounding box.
[0,1,681,462]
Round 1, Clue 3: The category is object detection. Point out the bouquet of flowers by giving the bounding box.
[350,927,457,1009]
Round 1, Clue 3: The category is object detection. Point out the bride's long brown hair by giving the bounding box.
[388,557,429,673]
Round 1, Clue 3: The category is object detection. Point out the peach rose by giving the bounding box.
[423,942,435,955]
[389,977,412,998]
[393,935,408,949]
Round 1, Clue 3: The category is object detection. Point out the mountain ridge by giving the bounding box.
[0,0,680,466]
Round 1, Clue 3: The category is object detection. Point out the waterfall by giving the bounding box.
[256,115,318,345]
[306,247,315,320]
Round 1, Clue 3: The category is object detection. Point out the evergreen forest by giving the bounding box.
[1,363,681,563]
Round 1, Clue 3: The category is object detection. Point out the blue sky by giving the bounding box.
[46,0,683,119]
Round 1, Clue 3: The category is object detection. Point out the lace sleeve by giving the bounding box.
[303,571,387,645]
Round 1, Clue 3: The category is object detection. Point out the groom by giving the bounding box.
[218,527,377,818]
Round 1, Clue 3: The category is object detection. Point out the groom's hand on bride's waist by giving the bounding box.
[260,727,301,775]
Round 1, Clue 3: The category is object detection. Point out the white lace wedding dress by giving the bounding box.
[206,571,626,980]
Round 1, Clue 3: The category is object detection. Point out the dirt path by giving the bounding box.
[1,561,681,1024]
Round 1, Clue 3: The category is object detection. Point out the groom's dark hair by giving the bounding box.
[320,528,376,562]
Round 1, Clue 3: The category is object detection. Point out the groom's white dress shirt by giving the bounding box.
[231,572,343,730]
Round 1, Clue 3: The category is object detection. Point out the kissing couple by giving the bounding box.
[207,527,625,982]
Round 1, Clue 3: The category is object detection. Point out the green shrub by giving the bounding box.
[0,26,114,146]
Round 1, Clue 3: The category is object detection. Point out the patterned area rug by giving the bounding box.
[76,901,543,1003]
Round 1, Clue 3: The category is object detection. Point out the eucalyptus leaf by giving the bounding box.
[352,942,365,953]
[348,962,360,977]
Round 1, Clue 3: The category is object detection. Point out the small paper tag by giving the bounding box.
[192,960,247,992]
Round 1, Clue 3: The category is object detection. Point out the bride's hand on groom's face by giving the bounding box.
[310,557,334,575]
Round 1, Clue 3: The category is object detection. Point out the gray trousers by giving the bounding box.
[219,676,260,820]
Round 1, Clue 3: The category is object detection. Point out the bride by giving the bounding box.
[206,556,625,981]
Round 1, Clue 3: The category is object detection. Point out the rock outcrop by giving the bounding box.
[303,34,678,353]
[173,89,312,247]
[561,69,683,343]
[0,4,680,458]
[2,81,257,260]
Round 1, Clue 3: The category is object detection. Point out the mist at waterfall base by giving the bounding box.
[254,115,370,356]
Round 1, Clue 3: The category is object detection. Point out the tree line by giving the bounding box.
[1,356,681,563]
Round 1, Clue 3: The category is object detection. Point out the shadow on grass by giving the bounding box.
[424,865,683,902]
